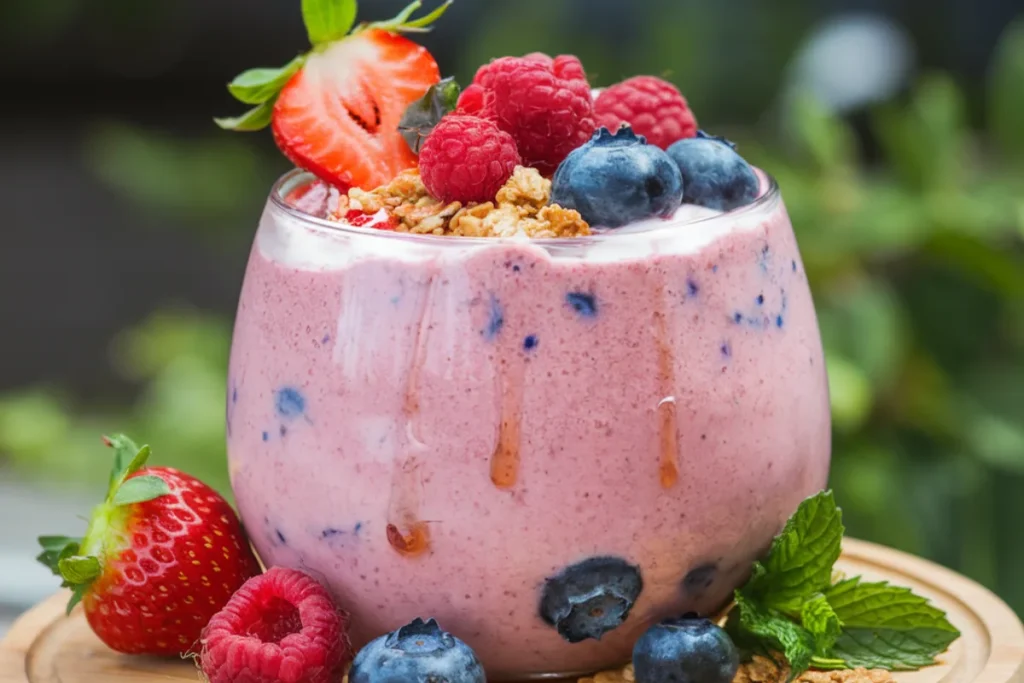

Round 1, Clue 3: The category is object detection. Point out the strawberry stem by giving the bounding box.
[357,0,451,35]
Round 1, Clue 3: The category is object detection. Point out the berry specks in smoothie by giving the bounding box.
[758,244,771,273]
[687,278,700,297]
[523,335,539,351]
[274,387,306,419]
[756,294,764,305]
[720,342,731,358]
[733,312,743,324]
[566,291,598,318]
[539,556,643,643]
[279,425,288,437]
[275,529,287,545]
[321,333,331,345]
[791,259,798,273]
[486,295,505,339]
[776,315,784,329]
[321,528,344,539]
[682,563,717,596]
[262,431,269,442]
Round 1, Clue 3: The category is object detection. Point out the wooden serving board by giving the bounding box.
[2,539,1022,683]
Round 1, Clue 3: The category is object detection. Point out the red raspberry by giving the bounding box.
[419,114,522,203]
[457,54,595,176]
[200,567,351,683]
[594,76,698,150]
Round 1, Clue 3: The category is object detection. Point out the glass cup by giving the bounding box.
[226,169,831,679]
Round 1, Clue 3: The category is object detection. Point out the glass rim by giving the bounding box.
[267,168,782,247]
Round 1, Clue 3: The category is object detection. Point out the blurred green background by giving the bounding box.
[0,0,1022,617]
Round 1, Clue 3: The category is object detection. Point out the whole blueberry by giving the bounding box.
[349,618,485,683]
[633,616,739,683]
[539,555,643,643]
[666,134,759,211]
[551,127,684,228]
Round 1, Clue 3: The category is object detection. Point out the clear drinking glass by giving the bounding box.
[226,169,831,679]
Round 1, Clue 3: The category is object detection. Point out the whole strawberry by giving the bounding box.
[36,434,261,656]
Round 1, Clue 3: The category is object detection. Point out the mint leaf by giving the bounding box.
[301,0,357,45]
[744,490,844,613]
[825,578,960,670]
[227,56,305,105]
[112,475,171,506]
[215,100,276,132]
[801,593,842,655]
[732,592,815,679]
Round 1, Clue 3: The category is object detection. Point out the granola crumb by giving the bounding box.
[577,656,896,683]
[328,166,589,238]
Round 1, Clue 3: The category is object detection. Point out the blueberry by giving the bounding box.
[551,127,684,228]
[349,618,485,683]
[633,616,739,683]
[666,136,758,211]
[539,556,643,643]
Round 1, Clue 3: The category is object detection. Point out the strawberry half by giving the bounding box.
[217,1,449,192]
[272,29,440,192]
[36,435,261,656]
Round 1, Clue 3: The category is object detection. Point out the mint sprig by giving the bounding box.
[728,490,960,677]
[216,0,451,132]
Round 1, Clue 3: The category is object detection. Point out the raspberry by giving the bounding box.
[593,76,698,150]
[200,567,351,683]
[419,114,522,204]
[457,54,595,176]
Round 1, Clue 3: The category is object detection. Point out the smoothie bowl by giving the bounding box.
[226,163,830,677]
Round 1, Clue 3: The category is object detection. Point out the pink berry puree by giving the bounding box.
[225,170,831,678]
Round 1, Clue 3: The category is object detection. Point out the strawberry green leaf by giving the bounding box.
[36,536,81,576]
[227,56,306,105]
[215,100,277,132]
[824,577,960,670]
[363,0,451,34]
[112,474,171,506]
[801,592,842,656]
[302,0,358,46]
[398,76,461,154]
[123,444,152,479]
[58,555,101,585]
[731,591,815,679]
[400,0,452,30]
[743,490,844,613]
[66,585,88,616]
[103,433,140,489]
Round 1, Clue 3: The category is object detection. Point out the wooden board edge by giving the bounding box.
[0,592,69,683]
[842,538,1024,683]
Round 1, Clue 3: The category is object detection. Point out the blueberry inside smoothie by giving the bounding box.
[220,34,830,680]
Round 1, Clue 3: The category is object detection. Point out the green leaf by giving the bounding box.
[825,578,960,670]
[214,100,276,132]
[801,593,842,655]
[58,555,101,585]
[36,536,81,575]
[731,592,816,678]
[214,102,276,132]
[398,76,461,153]
[66,585,88,616]
[363,0,451,34]
[112,474,172,506]
[743,490,845,612]
[104,433,140,488]
[123,444,152,478]
[227,55,305,105]
[403,0,451,29]
[301,0,357,45]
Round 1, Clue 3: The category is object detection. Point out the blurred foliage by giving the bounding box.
[1,12,1023,618]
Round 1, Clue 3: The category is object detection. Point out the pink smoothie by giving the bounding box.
[226,171,830,679]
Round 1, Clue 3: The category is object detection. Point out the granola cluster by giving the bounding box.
[330,166,590,238]
[577,658,896,683]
